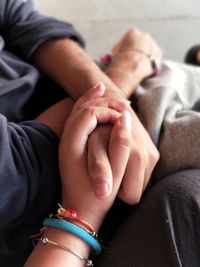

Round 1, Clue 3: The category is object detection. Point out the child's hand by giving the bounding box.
[59,83,132,230]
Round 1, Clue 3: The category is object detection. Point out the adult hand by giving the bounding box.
[112,28,162,58]
[106,29,163,97]
[86,29,161,204]
[59,83,132,230]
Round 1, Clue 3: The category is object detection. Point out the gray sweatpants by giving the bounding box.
[96,170,200,267]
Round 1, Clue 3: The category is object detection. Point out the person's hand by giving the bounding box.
[59,83,132,230]
[112,28,162,58]
[116,105,160,204]
[87,29,161,205]
[87,103,160,205]
[105,29,163,97]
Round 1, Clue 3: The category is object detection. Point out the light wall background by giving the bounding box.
[34,0,200,62]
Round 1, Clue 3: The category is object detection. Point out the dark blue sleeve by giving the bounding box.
[0,0,85,59]
[0,114,61,229]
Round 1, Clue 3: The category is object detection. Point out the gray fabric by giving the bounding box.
[134,61,200,181]
[0,0,84,265]
[95,61,200,267]
[96,170,200,267]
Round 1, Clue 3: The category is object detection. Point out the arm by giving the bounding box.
[0,0,84,59]
[1,0,160,204]
[32,31,160,100]
[25,81,132,267]
[31,27,161,203]
[33,29,161,203]
[0,91,73,228]
[0,0,161,99]
[87,30,161,202]
[0,0,142,99]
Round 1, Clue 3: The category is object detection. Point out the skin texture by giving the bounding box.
[32,28,161,203]
[25,29,162,266]
[25,84,132,267]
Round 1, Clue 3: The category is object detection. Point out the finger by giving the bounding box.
[108,112,132,195]
[63,106,121,155]
[85,82,105,99]
[87,126,113,199]
[142,148,160,193]
[74,82,105,108]
[79,97,130,113]
[117,147,146,205]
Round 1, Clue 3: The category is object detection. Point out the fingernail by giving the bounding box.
[99,82,106,92]
[120,111,132,131]
[95,182,110,198]
[125,100,131,105]
[91,82,105,96]
[92,82,105,90]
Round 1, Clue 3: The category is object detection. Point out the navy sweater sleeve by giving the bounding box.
[0,114,60,229]
[0,0,85,59]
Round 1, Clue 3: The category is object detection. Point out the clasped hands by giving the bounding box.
[87,29,161,204]
[59,84,159,230]
[59,29,161,228]
[86,84,159,205]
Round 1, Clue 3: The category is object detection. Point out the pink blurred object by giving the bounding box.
[100,54,112,64]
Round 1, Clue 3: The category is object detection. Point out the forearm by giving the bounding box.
[32,38,131,100]
[35,98,74,138]
[25,228,91,267]
[105,51,150,97]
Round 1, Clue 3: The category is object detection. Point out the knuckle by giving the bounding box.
[74,95,91,110]
[155,148,160,160]
[151,148,160,164]
[133,148,146,167]
[148,142,160,161]
[115,129,131,148]
[82,106,95,117]
[74,100,85,111]
[130,28,138,34]
[90,160,107,181]
[127,28,139,38]
[130,194,141,205]
[79,101,92,110]
[128,28,135,35]
[122,191,142,205]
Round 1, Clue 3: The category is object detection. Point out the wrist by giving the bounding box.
[105,51,151,97]
[26,227,91,267]
[44,227,91,253]
[35,98,74,138]
[110,50,151,78]
[61,200,105,233]
[103,81,127,99]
